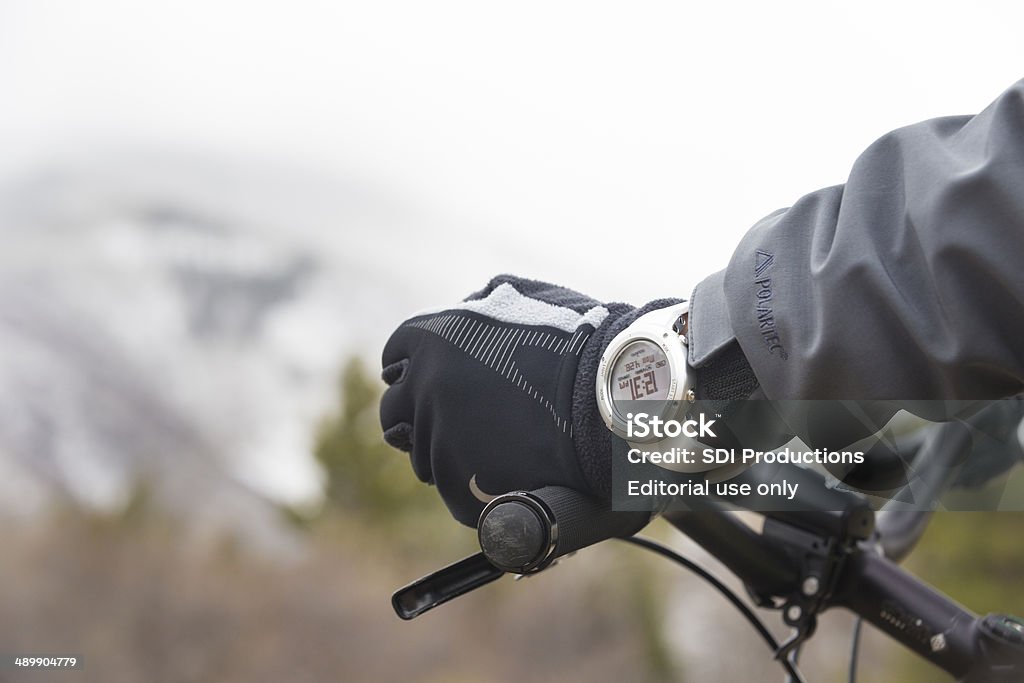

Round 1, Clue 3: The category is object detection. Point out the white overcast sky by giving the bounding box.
[2,1,1023,304]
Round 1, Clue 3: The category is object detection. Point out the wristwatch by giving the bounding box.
[596,302,750,482]
[595,301,695,441]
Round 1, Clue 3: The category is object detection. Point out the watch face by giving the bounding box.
[609,339,672,413]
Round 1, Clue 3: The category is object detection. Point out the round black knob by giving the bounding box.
[478,500,550,573]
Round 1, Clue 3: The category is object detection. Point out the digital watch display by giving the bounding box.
[609,340,672,404]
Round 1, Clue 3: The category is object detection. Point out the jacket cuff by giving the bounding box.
[688,269,738,367]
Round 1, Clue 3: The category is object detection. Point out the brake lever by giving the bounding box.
[391,552,504,620]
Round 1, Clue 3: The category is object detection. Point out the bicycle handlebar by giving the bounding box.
[395,420,1024,680]
[664,506,1024,681]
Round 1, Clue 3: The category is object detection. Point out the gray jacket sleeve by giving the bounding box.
[690,78,1024,406]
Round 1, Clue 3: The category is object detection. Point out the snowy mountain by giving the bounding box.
[0,150,493,549]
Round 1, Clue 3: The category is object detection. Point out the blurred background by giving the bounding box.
[1,1,1023,681]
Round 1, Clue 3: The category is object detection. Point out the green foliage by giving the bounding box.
[315,356,425,518]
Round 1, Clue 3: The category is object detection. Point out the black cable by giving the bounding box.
[848,616,863,683]
[619,535,806,683]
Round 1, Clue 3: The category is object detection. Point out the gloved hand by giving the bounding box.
[379,274,680,526]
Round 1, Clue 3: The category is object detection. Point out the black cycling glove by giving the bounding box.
[380,274,679,526]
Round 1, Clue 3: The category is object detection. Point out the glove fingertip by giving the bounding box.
[381,359,409,386]
[382,422,414,453]
[383,422,435,486]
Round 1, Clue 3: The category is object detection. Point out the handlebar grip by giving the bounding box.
[477,486,651,574]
